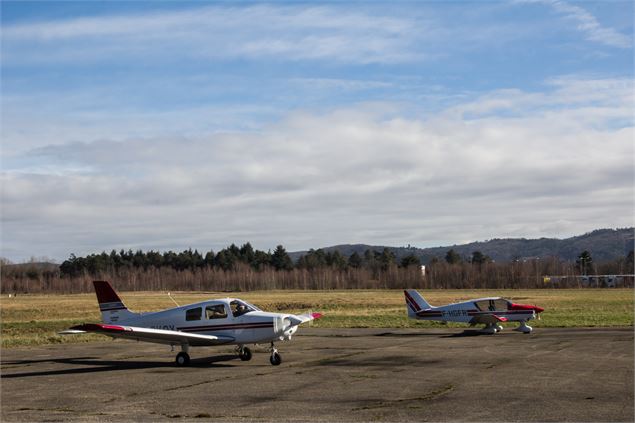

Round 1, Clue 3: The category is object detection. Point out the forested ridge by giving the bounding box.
[291,228,635,263]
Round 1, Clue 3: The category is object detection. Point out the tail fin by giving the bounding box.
[404,289,432,318]
[93,281,138,323]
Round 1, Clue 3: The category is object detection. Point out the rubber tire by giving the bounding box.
[176,352,190,367]
[270,351,281,366]
[239,347,252,361]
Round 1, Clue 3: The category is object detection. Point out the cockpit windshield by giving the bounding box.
[230,300,259,317]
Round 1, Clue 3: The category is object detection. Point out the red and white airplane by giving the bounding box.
[404,289,544,334]
[60,281,322,366]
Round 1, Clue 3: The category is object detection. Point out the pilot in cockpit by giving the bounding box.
[231,300,248,317]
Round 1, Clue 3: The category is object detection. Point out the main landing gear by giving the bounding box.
[479,323,504,334]
[237,345,252,361]
[175,344,190,366]
[479,324,498,335]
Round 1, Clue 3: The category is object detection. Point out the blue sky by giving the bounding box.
[1,0,633,262]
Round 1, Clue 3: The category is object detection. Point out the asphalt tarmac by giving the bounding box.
[1,328,633,422]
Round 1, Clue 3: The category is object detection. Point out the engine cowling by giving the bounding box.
[273,315,298,340]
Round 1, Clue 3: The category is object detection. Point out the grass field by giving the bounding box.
[1,289,633,348]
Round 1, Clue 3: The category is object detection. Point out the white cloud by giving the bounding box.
[528,0,632,48]
[1,5,427,65]
[2,77,632,261]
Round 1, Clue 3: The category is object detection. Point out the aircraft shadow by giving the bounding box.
[1,354,237,379]
[374,331,456,338]
[444,330,495,337]
[374,330,494,338]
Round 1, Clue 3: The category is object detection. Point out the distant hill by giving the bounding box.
[289,228,634,264]
[1,262,59,272]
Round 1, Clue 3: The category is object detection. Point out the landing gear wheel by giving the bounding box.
[239,346,252,361]
[270,351,282,366]
[175,352,190,366]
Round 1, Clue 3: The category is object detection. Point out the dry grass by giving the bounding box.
[1,289,632,348]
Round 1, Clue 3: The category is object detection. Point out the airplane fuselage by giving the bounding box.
[62,281,320,366]
[107,298,298,345]
[412,298,537,324]
[404,290,544,334]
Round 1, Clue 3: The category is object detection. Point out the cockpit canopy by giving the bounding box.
[473,298,511,312]
[184,299,262,321]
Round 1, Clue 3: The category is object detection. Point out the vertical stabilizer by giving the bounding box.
[404,289,433,318]
[93,281,138,323]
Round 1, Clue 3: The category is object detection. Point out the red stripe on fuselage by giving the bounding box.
[415,311,443,316]
[178,322,274,332]
[467,310,534,315]
[415,309,534,318]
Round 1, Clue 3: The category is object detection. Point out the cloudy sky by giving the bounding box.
[1,0,633,262]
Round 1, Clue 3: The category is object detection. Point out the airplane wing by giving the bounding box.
[59,323,235,347]
[469,314,508,325]
[287,312,323,327]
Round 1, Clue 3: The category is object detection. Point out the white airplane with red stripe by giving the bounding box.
[60,281,322,366]
[404,289,544,334]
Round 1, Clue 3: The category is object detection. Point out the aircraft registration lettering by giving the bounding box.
[443,310,468,317]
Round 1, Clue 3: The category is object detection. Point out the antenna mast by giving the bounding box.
[167,292,180,307]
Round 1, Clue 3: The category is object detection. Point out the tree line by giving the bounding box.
[56,244,430,277]
[1,245,632,294]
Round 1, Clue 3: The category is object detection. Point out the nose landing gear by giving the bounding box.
[269,342,282,366]
[514,320,533,334]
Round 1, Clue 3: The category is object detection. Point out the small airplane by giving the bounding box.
[404,289,544,334]
[60,281,322,366]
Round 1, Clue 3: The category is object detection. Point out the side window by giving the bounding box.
[494,299,509,311]
[474,300,488,311]
[186,307,202,321]
[230,300,254,317]
[206,304,227,319]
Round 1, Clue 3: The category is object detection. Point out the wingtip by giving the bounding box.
[311,312,323,320]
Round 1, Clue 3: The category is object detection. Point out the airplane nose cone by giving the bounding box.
[533,306,544,313]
